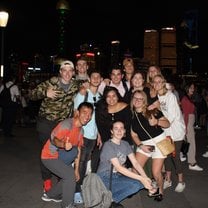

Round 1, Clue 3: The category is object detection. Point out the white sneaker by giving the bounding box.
[180,152,187,162]
[189,164,203,171]
[163,180,172,189]
[74,192,83,204]
[202,151,208,158]
[175,182,185,192]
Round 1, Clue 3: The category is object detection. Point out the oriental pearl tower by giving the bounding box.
[55,0,70,65]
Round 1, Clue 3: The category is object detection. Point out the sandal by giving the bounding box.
[148,188,160,197]
[154,194,163,201]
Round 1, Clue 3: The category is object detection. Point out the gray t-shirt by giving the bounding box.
[97,139,133,173]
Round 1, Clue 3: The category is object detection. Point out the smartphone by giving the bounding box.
[148,145,155,152]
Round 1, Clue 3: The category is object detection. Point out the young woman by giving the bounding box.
[153,74,186,192]
[130,90,170,201]
[181,82,203,171]
[93,86,133,172]
[97,120,154,208]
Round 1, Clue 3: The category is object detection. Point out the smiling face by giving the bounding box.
[106,89,119,106]
[131,72,145,89]
[111,121,126,140]
[59,65,74,84]
[110,69,123,85]
[89,72,102,88]
[76,59,89,75]
[77,105,93,126]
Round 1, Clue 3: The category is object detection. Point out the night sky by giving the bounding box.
[0,0,207,70]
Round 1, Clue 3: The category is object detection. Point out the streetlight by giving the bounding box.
[0,11,9,78]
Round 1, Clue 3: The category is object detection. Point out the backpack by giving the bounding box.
[82,173,112,208]
[0,84,14,107]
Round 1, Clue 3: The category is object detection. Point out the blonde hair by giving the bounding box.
[130,90,148,113]
[153,74,168,95]
[146,65,161,84]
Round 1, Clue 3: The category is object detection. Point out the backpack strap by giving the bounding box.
[84,91,89,102]
[122,79,129,93]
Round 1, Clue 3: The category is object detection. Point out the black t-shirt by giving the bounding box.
[131,111,164,141]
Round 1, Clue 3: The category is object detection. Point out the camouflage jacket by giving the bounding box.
[30,76,81,121]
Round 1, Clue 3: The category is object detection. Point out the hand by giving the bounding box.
[74,170,80,182]
[141,145,154,153]
[65,137,73,151]
[140,177,153,190]
[46,87,60,99]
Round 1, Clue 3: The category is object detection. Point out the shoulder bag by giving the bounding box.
[134,112,175,156]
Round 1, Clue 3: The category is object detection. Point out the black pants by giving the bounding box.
[76,137,96,192]
[37,117,58,180]
[2,103,18,137]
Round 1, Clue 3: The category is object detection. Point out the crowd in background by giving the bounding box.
[0,57,208,208]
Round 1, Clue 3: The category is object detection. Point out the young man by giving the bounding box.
[75,56,89,81]
[41,102,94,208]
[98,66,130,98]
[30,60,82,193]
[73,70,103,203]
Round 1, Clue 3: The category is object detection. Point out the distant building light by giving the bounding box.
[111,40,120,44]
[21,62,29,66]
[161,27,175,30]
[28,67,41,71]
[76,53,81,58]
[86,52,94,57]
[145,29,157,33]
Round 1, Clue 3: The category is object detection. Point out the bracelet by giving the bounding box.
[137,143,143,148]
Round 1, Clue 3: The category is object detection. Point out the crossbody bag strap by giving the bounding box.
[134,111,152,139]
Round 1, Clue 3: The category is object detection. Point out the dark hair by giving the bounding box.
[103,86,122,102]
[77,101,94,112]
[110,119,125,130]
[88,69,102,77]
[95,86,122,125]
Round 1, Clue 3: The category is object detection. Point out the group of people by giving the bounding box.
[17,57,204,208]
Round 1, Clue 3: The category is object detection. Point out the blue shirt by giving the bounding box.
[74,89,101,140]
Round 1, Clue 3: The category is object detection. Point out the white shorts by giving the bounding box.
[136,132,167,159]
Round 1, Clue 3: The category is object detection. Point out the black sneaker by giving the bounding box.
[41,193,62,203]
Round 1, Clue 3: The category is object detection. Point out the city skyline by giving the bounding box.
[0,0,207,71]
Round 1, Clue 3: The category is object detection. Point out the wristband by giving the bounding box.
[137,143,143,149]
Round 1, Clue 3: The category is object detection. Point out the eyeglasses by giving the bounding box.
[133,97,144,101]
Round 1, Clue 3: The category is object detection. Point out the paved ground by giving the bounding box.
[0,124,208,208]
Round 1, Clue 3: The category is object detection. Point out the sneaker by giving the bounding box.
[202,151,208,158]
[163,180,172,189]
[74,192,83,204]
[180,152,187,162]
[41,193,62,203]
[175,182,185,192]
[189,164,203,171]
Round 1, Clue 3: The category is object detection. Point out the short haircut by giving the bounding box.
[77,101,94,112]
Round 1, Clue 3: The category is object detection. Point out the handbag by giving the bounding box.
[155,136,175,156]
[134,112,175,156]
[181,137,190,155]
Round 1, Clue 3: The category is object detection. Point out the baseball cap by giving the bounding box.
[60,60,74,70]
